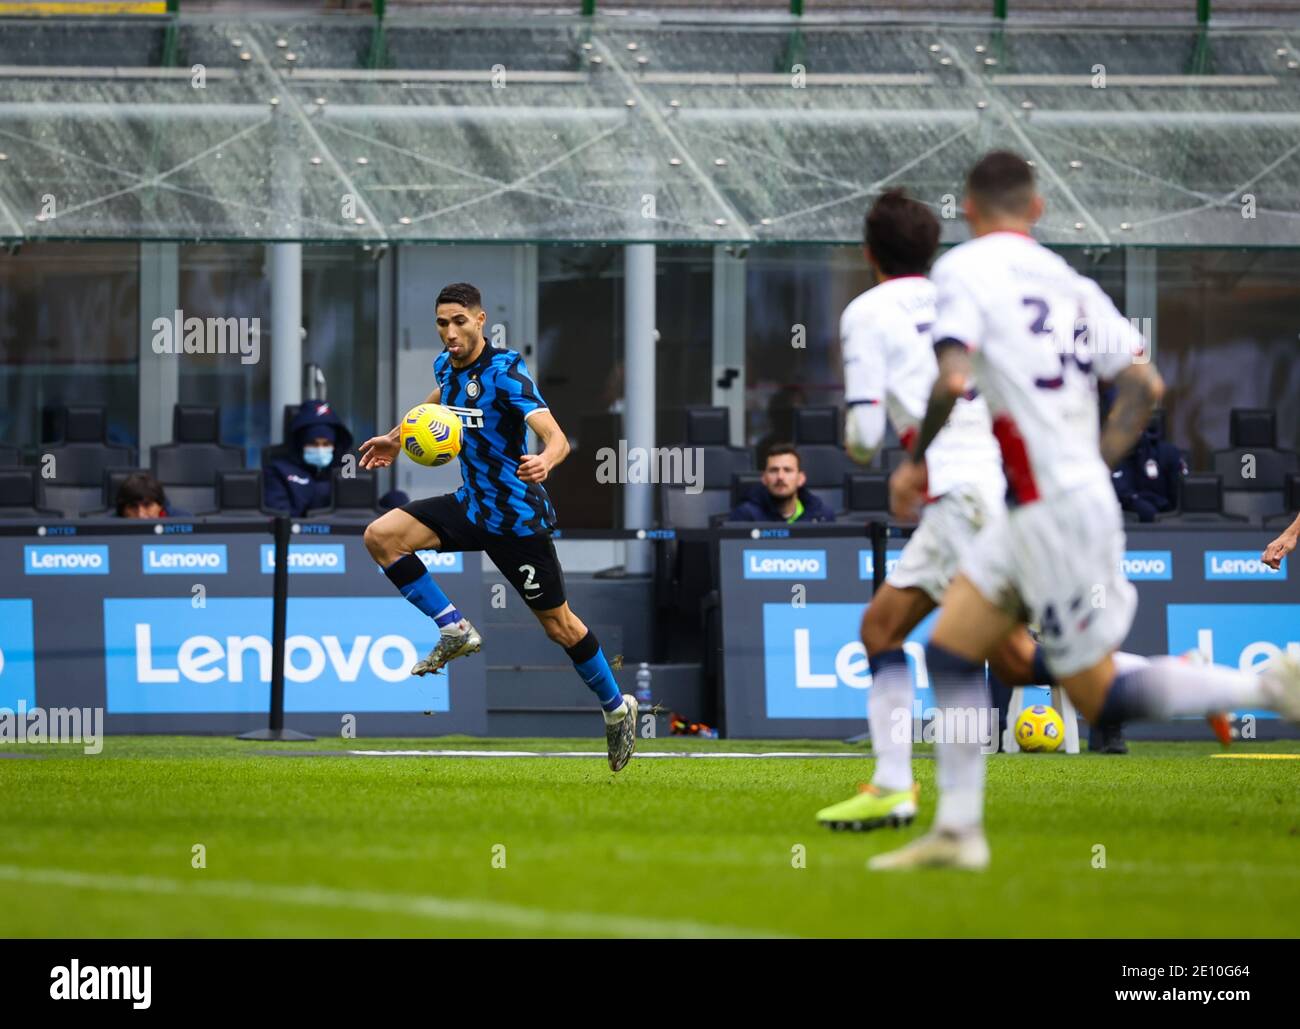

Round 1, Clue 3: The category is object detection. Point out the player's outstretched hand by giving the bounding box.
[359,431,400,470]
[889,459,927,523]
[1262,529,1297,570]
[517,454,550,484]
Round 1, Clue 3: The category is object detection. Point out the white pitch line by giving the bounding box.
[0,864,783,940]
[348,749,863,759]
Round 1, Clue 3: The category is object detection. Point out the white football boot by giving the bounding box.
[867,828,991,872]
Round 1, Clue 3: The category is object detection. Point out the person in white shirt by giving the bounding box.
[869,151,1300,871]
[818,190,1012,832]
[817,189,1158,835]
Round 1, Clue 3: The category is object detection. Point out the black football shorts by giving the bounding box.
[401,493,567,611]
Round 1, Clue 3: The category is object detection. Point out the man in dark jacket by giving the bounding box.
[728,444,836,523]
[1111,414,1187,522]
[263,400,355,516]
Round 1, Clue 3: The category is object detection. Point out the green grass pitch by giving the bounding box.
[3,735,1298,938]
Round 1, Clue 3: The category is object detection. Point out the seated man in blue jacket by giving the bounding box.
[263,400,354,516]
[729,444,836,524]
[1111,413,1187,522]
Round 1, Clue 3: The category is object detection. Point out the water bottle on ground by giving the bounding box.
[635,662,652,706]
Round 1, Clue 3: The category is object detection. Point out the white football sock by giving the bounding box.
[868,654,914,794]
[929,659,990,833]
[1115,657,1267,718]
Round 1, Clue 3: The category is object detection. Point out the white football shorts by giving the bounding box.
[887,483,998,604]
[959,477,1137,678]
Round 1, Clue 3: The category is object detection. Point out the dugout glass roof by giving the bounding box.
[0,12,1298,246]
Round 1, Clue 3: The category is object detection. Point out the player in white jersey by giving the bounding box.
[815,190,1151,832]
[868,152,1300,872]
[816,191,1006,831]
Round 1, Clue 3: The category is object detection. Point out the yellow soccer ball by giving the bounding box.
[400,403,463,467]
[1014,704,1065,753]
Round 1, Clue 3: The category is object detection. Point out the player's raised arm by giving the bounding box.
[498,351,562,484]
[359,384,442,470]
[905,251,985,469]
[841,310,889,465]
[519,409,569,484]
[889,341,970,520]
[888,253,982,521]
[1083,278,1164,469]
[1098,363,1163,470]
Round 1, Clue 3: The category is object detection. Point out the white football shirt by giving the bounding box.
[841,274,1004,505]
[929,231,1147,504]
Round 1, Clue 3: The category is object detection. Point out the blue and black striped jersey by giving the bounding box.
[434,345,558,536]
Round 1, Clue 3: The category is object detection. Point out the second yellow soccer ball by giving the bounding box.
[1014,704,1065,752]
[400,403,463,467]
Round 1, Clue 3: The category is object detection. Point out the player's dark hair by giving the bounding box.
[764,443,802,471]
[436,282,482,310]
[115,472,168,517]
[863,188,940,276]
[966,150,1036,216]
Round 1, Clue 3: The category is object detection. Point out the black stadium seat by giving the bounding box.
[1213,409,1298,525]
[0,468,61,519]
[259,403,303,470]
[839,472,891,524]
[683,406,752,472]
[1156,474,1248,524]
[217,470,265,517]
[878,446,909,473]
[791,406,853,513]
[80,467,149,518]
[729,470,763,512]
[1263,474,1300,530]
[659,455,737,529]
[0,444,20,466]
[307,469,378,519]
[38,406,136,518]
[658,406,751,530]
[151,405,243,515]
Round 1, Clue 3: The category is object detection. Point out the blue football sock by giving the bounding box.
[1031,645,1053,685]
[987,668,1013,748]
[383,554,461,628]
[566,632,623,711]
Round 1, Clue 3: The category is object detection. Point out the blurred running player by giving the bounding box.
[359,282,638,772]
[869,152,1300,870]
[815,189,1004,831]
[815,189,1150,832]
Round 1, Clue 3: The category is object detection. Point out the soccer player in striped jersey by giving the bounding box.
[360,282,638,772]
[868,152,1300,870]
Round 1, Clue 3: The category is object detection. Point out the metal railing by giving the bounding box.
[1,2,1228,24]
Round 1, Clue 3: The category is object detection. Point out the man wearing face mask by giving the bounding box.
[263,400,354,516]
